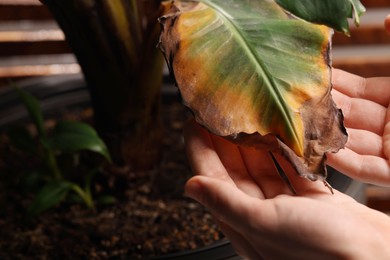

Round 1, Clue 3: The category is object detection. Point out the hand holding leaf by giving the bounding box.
[159,0,363,184]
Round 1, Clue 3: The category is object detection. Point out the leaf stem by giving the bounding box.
[84,168,98,200]
[70,184,94,209]
[45,148,62,180]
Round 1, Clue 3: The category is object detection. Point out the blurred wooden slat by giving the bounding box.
[0,41,71,57]
[333,25,390,46]
[361,0,390,8]
[0,1,52,21]
[0,21,70,56]
[334,59,390,77]
[0,1,76,85]
[332,7,390,77]
[0,1,389,83]
[333,45,390,77]
[0,64,80,78]
[0,0,41,4]
[0,53,80,82]
[0,6,51,21]
[0,29,63,41]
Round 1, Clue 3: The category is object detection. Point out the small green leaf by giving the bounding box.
[27,181,72,217]
[45,121,112,163]
[348,0,366,26]
[7,126,36,154]
[13,86,46,137]
[275,0,366,35]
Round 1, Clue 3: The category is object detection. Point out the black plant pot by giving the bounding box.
[0,74,364,259]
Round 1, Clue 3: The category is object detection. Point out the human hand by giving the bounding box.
[327,15,390,185]
[184,120,390,259]
[328,69,390,185]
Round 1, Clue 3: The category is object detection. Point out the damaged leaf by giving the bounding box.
[158,0,348,181]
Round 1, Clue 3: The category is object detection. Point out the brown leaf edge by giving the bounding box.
[158,1,348,184]
[230,90,348,182]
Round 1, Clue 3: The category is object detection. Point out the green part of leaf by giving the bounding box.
[45,121,112,163]
[161,0,332,156]
[27,181,72,217]
[159,0,348,179]
[275,0,366,35]
[6,126,37,154]
[13,86,46,137]
[348,0,366,26]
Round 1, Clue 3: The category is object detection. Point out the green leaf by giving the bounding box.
[159,0,347,180]
[13,86,46,137]
[275,0,366,35]
[44,121,112,163]
[27,181,72,217]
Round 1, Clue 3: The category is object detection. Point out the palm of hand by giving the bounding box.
[328,69,390,185]
[184,119,390,259]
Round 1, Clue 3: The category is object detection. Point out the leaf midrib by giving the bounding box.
[201,0,303,153]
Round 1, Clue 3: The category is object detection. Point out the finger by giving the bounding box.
[384,109,390,159]
[385,14,390,36]
[345,128,384,157]
[238,146,294,198]
[183,119,235,184]
[185,175,268,233]
[332,68,390,107]
[209,134,264,198]
[186,176,267,259]
[185,175,333,237]
[332,90,386,135]
[327,149,390,186]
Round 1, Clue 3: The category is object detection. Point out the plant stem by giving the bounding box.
[45,148,62,180]
[85,168,98,203]
[70,184,94,209]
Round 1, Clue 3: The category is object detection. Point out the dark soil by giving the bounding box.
[0,97,225,259]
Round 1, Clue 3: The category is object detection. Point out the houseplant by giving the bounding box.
[0,0,365,258]
[40,0,167,170]
[38,0,365,178]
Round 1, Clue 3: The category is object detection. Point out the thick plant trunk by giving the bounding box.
[41,0,165,169]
